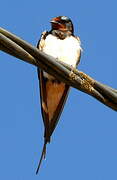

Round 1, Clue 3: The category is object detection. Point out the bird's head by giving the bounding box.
[50,16,74,34]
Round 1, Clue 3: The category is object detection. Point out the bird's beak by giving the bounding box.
[50,20,59,24]
[50,17,60,24]
[50,20,56,23]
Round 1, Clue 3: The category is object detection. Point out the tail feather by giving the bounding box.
[36,140,47,174]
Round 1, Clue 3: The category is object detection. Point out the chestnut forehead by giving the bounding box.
[52,17,61,21]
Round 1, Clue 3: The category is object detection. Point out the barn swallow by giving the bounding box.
[36,16,82,174]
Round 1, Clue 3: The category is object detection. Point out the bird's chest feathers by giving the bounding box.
[42,35,81,67]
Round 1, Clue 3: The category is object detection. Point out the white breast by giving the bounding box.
[42,34,81,67]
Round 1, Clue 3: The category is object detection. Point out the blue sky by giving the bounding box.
[0,0,117,179]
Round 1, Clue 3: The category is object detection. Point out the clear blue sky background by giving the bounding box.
[0,0,117,179]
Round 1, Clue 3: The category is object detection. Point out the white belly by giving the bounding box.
[42,34,81,67]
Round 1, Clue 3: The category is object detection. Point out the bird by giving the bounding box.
[36,16,82,174]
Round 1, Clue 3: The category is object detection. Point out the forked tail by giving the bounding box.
[36,140,47,174]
